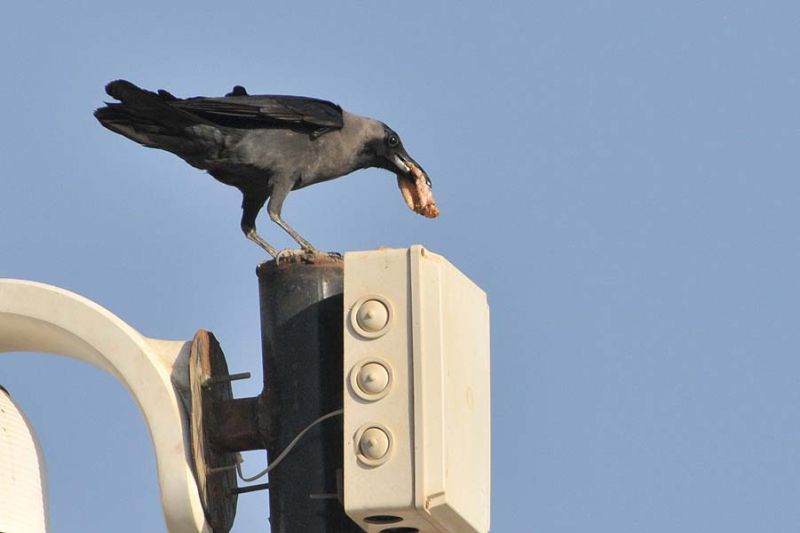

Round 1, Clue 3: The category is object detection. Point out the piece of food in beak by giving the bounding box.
[397,162,439,218]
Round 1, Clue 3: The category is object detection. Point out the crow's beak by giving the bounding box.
[390,147,439,218]
[389,148,432,188]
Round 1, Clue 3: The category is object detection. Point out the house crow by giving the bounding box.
[94,80,438,256]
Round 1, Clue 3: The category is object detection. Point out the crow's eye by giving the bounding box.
[387,134,399,147]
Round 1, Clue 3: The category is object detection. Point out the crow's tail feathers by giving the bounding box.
[96,80,197,127]
[104,79,157,105]
[94,80,220,157]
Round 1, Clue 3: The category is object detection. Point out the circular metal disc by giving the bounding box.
[189,330,238,532]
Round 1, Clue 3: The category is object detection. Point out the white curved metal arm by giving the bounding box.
[0,279,210,533]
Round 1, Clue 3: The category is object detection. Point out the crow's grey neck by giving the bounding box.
[299,111,383,183]
[332,111,383,169]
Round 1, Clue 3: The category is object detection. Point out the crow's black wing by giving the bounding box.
[173,95,344,130]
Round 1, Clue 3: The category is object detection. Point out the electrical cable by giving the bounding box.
[236,408,344,483]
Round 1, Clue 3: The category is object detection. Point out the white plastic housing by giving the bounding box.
[343,246,491,533]
[0,279,209,533]
[0,387,49,533]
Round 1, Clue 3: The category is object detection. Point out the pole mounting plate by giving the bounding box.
[189,330,239,532]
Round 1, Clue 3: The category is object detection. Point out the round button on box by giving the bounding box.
[357,362,389,394]
[359,427,390,460]
[350,359,393,401]
[356,300,389,332]
[354,423,393,466]
[350,295,393,339]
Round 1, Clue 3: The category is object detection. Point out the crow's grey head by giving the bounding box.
[356,122,432,191]
[348,117,438,218]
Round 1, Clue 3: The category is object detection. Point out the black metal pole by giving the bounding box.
[257,255,362,533]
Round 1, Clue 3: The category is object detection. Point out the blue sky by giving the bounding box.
[1,1,799,531]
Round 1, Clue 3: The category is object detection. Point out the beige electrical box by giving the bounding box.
[343,246,491,533]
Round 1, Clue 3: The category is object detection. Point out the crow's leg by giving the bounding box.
[267,182,319,253]
[245,228,279,257]
[240,192,278,257]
